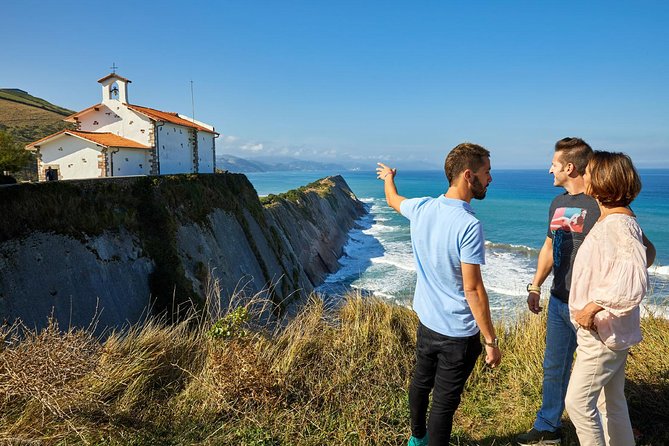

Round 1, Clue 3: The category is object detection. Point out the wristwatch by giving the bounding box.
[527,283,541,294]
[484,337,499,348]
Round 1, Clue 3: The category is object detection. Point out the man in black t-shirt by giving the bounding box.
[545,192,600,303]
[517,138,599,445]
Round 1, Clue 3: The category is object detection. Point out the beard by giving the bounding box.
[471,176,487,200]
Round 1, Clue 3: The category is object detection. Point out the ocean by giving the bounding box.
[245,169,669,317]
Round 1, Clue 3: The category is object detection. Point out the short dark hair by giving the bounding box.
[444,142,490,185]
[587,151,641,207]
[555,137,593,175]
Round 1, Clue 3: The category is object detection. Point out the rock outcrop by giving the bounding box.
[0,174,366,332]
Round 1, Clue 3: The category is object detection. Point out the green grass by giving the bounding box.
[1,293,668,445]
[260,177,338,207]
[0,89,74,116]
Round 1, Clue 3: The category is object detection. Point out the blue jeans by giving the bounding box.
[409,322,482,446]
[534,295,577,432]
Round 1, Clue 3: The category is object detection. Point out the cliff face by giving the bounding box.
[0,174,366,331]
[261,176,366,286]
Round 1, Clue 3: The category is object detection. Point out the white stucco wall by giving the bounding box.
[198,132,215,173]
[110,148,150,176]
[66,90,218,176]
[39,136,102,180]
[157,124,194,174]
[77,102,154,147]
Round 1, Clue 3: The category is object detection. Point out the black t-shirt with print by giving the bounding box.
[546,192,600,303]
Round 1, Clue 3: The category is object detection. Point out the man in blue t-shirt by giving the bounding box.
[377,142,501,446]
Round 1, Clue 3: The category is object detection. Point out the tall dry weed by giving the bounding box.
[0,318,100,439]
[625,311,669,442]
[87,318,206,414]
[1,290,668,445]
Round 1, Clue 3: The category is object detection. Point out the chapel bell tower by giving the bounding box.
[98,72,131,104]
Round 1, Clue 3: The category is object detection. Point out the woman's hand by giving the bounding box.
[574,302,604,330]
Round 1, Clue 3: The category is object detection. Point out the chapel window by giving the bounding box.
[110,82,120,100]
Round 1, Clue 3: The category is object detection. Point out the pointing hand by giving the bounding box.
[376,163,396,180]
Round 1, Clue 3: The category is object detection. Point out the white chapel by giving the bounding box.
[26,73,218,181]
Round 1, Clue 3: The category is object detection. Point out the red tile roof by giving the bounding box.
[64,103,217,134]
[26,130,151,150]
[64,103,103,122]
[127,104,216,134]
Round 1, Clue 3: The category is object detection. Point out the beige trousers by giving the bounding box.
[565,328,634,446]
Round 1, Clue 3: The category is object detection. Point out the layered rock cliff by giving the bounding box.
[0,174,366,331]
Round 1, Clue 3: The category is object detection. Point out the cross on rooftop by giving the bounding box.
[110,62,118,73]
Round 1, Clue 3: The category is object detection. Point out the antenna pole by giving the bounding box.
[190,80,195,123]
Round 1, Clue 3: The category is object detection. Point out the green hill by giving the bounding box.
[0,88,74,144]
[0,89,76,180]
[0,88,74,116]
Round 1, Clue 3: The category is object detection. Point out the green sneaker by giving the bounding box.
[408,433,428,446]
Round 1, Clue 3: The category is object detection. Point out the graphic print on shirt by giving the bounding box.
[551,207,588,267]
[550,207,588,233]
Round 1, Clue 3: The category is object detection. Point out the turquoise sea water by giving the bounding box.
[246,169,669,316]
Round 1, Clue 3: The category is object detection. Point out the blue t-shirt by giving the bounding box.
[400,195,486,337]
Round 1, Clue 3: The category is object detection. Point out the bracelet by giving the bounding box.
[484,337,499,348]
[526,283,541,294]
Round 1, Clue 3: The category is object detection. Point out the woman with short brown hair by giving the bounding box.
[565,151,650,446]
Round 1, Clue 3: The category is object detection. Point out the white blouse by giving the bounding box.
[569,214,649,350]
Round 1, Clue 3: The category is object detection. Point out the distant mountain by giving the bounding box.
[218,154,349,173]
[217,155,269,172]
[0,88,74,144]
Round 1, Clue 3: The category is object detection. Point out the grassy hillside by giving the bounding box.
[0,89,74,117]
[0,89,75,180]
[0,292,667,445]
[0,96,73,145]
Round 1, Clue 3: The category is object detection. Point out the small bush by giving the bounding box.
[209,306,250,340]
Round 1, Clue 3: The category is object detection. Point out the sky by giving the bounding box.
[2,0,668,169]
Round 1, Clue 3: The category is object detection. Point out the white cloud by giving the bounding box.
[241,143,264,152]
[217,134,359,164]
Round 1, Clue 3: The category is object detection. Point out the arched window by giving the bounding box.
[110,82,120,99]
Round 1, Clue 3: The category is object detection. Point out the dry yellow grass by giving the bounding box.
[0,295,667,445]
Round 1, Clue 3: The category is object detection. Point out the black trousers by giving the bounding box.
[409,322,482,446]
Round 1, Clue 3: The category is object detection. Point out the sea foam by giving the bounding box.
[650,265,669,277]
[320,195,669,312]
